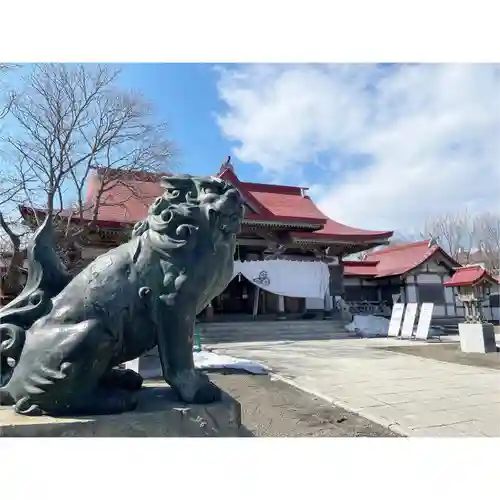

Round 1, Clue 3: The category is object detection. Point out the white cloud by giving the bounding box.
[215,64,500,234]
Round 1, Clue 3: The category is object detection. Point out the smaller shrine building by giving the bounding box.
[344,241,500,322]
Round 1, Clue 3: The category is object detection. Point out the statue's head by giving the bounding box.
[132,175,244,255]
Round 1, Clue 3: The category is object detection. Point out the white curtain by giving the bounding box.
[233,260,330,299]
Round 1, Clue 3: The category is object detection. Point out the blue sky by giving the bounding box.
[117,63,277,184]
[117,63,338,189]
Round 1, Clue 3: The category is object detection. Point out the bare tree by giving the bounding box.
[0,64,24,301]
[474,212,500,274]
[0,212,26,299]
[351,232,413,261]
[0,63,175,289]
[0,63,16,121]
[421,209,477,262]
[417,209,500,273]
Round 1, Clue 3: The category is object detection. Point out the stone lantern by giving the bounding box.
[444,265,498,353]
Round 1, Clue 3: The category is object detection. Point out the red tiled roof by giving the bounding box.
[19,165,393,242]
[344,240,458,278]
[219,167,392,240]
[342,260,379,276]
[292,218,393,243]
[246,183,326,223]
[19,170,169,228]
[219,167,326,225]
[86,177,164,225]
[443,265,498,287]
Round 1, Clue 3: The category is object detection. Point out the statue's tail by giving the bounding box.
[0,216,72,392]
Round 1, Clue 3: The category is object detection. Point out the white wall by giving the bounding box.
[415,274,442,284]
[405,283,418,302]
[408,262,455,318]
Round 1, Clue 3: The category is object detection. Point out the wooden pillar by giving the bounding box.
[252,286,260,320]
[277,295,286,320]
[323,294,333,319]
[205,302,214,322]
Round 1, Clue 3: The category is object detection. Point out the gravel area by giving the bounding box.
[208,372,400,437]
[381,342,500,370]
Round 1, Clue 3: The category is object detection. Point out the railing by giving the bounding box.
[339,299,390,317]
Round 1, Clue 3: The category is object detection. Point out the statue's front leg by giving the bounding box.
[156,302,221,404]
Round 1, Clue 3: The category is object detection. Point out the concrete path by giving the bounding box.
[208,337,500,437]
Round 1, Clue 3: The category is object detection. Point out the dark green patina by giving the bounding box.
[0,175,243,416]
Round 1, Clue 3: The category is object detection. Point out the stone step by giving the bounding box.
[198,327,347,336]
[197,320,346,331]
[200,334,352,344]
[196,320,350,344]
[198,327,347,335]
[198,327,347,337]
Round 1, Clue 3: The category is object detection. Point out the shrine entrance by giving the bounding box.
[213,275,256,315]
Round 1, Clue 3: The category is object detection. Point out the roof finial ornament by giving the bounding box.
[219,155,234,175]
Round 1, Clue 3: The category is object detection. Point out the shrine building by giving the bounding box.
[18,160,394,321]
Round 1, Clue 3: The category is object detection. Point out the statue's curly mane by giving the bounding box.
[131,175,243,253]
[0,174,244,415]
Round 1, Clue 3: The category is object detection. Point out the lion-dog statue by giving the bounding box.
[0,175,244,416]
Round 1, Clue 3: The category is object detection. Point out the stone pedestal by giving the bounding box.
[0,381,242,437]
[458,322,497,354]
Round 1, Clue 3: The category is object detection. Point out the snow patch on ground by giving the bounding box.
[345,315,390,337]
[194,350,269,374]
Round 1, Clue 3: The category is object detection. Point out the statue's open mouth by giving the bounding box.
[219,211,242,236]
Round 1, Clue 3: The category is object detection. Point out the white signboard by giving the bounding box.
[400,303,418,338]
[415,302,434,340]
[388,303,405,337]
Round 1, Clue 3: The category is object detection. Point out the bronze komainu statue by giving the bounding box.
[0,175,243,416]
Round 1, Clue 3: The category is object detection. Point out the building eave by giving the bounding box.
[242,219,322,230]
[292,236,390,246]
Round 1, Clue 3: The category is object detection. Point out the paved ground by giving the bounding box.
[208,373,399,437]
[207,336,500,437]
[381,342,500,370]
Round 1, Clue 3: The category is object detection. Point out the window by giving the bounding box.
[380,284,402,304]
[489,293,500,307]
[344,286,378,302]
[343,286,363,302]
[417,283,445,304]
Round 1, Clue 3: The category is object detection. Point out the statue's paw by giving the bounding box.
[100,368,143,392]
[100,389,139,414]
[169,370,221,404]
[191,380,222,404]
